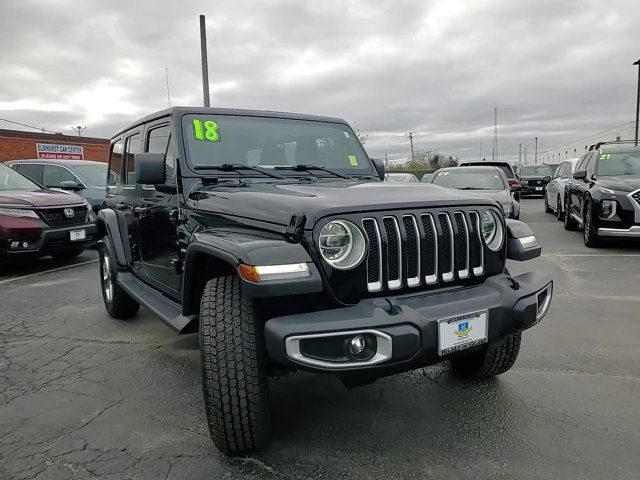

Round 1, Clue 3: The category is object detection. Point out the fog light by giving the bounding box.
[348,335,366,356]
[601,200,616,219]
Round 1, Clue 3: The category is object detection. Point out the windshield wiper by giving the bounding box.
[274,164,351,179]
[193,163,284,179]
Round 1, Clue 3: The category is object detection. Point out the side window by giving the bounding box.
[584,154,596,177]
[13,164,43,184]
[556,163,566,179]
[575,155,589,172]
[165,137,177,181]
[42,165,78,188]
[123,132,142,185]
[109,139,123,188]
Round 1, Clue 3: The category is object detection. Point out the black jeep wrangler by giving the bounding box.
[96,107,553,454]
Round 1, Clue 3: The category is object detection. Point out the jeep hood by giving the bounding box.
[191,180,498,227]
[0,189,85,207]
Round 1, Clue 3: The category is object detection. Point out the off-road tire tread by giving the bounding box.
[101,237,139,319]
[450,332,521,379]
[200,276,270,455]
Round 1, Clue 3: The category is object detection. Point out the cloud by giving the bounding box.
[0,0,638,161]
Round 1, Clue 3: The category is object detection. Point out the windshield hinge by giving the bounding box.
[285,213,306,243]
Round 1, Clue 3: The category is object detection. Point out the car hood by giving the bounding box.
[0,189,85,208]
[191,180,499,227]
[598,174,640,193]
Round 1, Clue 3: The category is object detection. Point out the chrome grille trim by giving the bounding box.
[455,211,470,279]
[402,214,421,287]
[362,218,383,292]
[470,211,484,276]
[420,213,438,285]
[383,216,402,290]
[439,213,455,282]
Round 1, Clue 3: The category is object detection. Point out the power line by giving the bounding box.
[0,116,56,134]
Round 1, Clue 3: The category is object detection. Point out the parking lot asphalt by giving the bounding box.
[1,198,639,480]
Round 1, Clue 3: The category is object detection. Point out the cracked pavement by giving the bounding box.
[1,199,639,479]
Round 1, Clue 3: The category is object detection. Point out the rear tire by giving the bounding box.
[556,196,564,221]
[99,237,140,319]
[544,194,553,213]
[563,198,578,230]
[200,276,271,455]
[450,333,521,379]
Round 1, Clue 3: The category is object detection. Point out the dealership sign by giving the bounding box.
[36,143,84,160]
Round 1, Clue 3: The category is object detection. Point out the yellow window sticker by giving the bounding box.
[437,171,450,176]
[599,153,611,160]
[348,155,358,166]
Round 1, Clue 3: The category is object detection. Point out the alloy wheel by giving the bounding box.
[102,251,113,303]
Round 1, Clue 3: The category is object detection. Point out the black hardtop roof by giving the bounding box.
[599,145,640,154]
[112,106,349,139]
[439,165,502,173]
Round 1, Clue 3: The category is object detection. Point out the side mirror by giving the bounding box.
[135,153,166,185]
[59,180,84,191]
[370,158,385,181]
[572,170,587,180]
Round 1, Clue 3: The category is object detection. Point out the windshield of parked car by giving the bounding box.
[597,151,640,176]
[73,163,109,186]
[519,165,552,176]
[181,114,372,175]
[0,163,40,191]
[432,170,506,190]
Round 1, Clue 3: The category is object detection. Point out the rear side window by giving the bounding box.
[42,165,78,188]
[12,164,43,184]
[109,139,123,188]
[497,165,514,179]
[123,132,142,185]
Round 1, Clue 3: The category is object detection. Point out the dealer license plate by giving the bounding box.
[535,187,543,191]
[438,310,488,356]
[69,229,86,242]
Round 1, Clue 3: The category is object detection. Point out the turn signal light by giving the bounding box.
[238,263,310,283]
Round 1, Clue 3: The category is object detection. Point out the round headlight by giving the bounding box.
[319,220,366,270]
[481,210,504,251]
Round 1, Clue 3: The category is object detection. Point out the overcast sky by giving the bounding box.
[0,0,638,162]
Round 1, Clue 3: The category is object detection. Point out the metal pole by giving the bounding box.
[518,143,522,166]
[165,67,171,107]
[634,59,640,146]
[534,137,538,164]
[407,132,416,162]
[200,15,211,107]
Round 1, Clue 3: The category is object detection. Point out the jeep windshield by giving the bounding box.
[181,114,372,176]
[597,151,640,176]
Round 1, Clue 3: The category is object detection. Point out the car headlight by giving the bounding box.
[0,208,39,219]
[501,203,512,214]
[319,219,366,270]
[481,210,504,251]
[601,199,616,219]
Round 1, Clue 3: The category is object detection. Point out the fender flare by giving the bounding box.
[96,208,132,268]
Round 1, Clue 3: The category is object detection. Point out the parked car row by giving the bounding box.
[543,141,640,247]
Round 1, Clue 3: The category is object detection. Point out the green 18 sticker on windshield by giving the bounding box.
[192,118,220,142]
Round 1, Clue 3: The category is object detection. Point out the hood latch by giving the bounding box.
[285,213,306,243]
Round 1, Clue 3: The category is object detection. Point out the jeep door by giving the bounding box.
[133,122,181,294]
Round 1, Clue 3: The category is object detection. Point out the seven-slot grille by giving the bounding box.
[362,210,485,293]
[37,206,87,228]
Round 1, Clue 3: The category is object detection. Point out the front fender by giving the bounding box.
[182,229,324,315]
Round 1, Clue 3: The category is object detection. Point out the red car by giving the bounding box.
[0,162,97,262]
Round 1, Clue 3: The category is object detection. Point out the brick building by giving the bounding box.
[0,129,110,163]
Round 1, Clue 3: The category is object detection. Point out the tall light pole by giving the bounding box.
[634,59,640,146]
[199,15,211,107]
[70,125,86,136]
[534,137,538,164]
[407,132,416,163]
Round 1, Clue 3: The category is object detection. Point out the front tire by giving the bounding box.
[556,196,564,221]
[563,198,578,230]
[583,202,601,248]
[450,333,521,379]
[99,237,140,319]
[200,276,271,455]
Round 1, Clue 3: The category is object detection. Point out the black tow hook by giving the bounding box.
[506,275,520,290]
[374,298,402,315]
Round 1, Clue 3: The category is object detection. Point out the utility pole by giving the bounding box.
[518,143,522,166]
[70,125,86,136]
[384,153,388,167]
[634,59,640,146]
[407,132,416,163]
[199,15,211,107]
[534,137,538,164]
[165,67,171,107]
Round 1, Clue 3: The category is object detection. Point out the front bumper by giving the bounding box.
[598,225,640,238]
[265,271,552,375]
[0,222,97,259]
